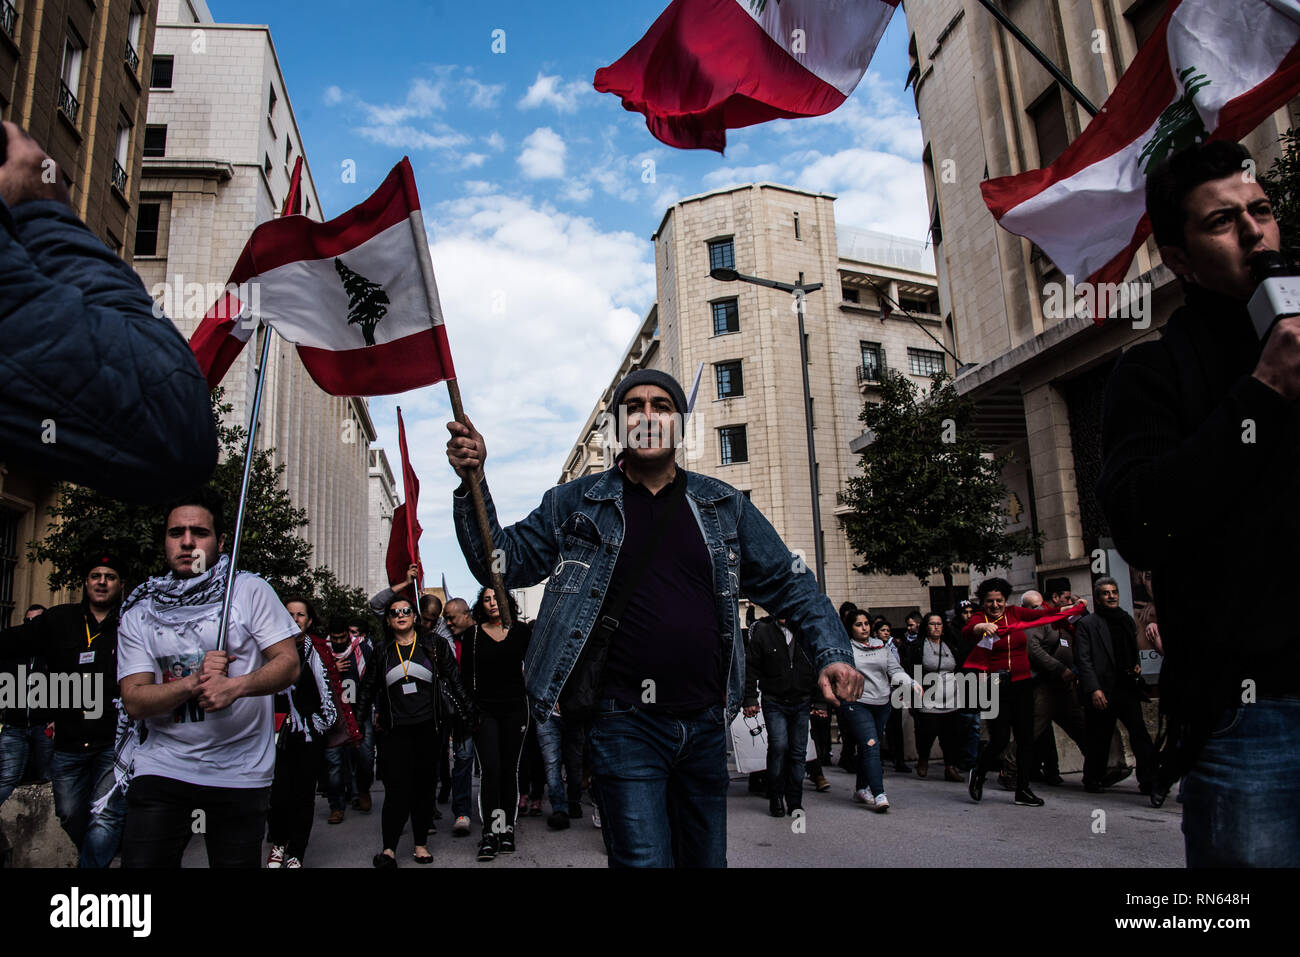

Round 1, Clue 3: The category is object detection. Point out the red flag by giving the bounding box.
[283,155,303,217]
[385,503,416,594]
[594,0,898,152]
[385,408,423,593]
[189,158,455,395]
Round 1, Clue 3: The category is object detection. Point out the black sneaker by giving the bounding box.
[547,810,571,830]
[1101,767,1133,788]
[1149,782,1171,808]
[498,827,516,853]
[968,768,984,803]
[1083,781,1105,794]
[768,795,785,817]
[1041,771,1065,786]
[476,835,498,862]
[1014,787,1045,807]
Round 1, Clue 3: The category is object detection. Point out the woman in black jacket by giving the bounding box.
[459,586,531,862]
[355,593,473,868]
[910,612,969,781]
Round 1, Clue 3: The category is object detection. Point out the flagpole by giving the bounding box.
[215,323,272,652]
[405,205,514,629]
[973,0,1099,117]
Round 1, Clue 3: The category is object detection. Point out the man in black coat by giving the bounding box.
[1073,578,1154,795]
[1099,140,1300,865]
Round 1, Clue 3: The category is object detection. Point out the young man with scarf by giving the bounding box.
[1099,140,1300,865]
[322,616,372,823]
[1073,577,1154,796]
[0,551,127,866]
[115,489,301,868]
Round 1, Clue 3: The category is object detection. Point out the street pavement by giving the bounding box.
[181,760,1184,868]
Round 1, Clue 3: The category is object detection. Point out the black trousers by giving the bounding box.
[378,720,438,850]
[475,700,528,834]
[885,706,910,766]
[914,711,968,769]
[121,774,270,868]
[517,720,546,801]
[809,711,833,767]
[975,677,1037,790]
[1084,689,1154,788]
[267,735,324,861]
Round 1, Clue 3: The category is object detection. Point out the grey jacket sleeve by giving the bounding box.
[1026,625,1064,680]
[0,199,217,502]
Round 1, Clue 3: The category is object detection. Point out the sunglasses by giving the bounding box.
[388,608,415,618]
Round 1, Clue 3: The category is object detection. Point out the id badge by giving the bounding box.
[1060,639,1070,648]
[402,680,418,695]
[79,651,95,665]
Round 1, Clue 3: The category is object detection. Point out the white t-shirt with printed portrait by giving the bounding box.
[117,572,300,789]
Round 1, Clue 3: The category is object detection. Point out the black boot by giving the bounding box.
[768,795,785,817]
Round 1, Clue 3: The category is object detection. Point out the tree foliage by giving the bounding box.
[1258,127,1300,255]
[27,388,369,623]
[839,371,1040,608]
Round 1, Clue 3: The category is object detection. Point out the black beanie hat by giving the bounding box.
[611,369,688,417]
[1044,576,1071,597]
[81,550,122,578]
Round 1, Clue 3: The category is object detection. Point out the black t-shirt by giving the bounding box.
[460,622,529,708]
[600,472,723,714]
[382,640,436,727]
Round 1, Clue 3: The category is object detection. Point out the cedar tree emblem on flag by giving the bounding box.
[334,258,390,346]
[1138,67,1211,173]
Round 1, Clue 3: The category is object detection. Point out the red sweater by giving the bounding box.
[961,604,1082,681]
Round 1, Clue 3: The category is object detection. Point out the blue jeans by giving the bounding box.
[451,734,476,819]
[961,712,981,769]
[324,745,353,811]
[1180,697,1300,867]
[0,723,54,806]
[537,713,584,815]
[588,699,728,868]
[50,748,127,868]
[837,701,891,796]
[762,699,809,808]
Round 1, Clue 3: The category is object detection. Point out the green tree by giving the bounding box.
[27,388,368,622]
[839,371,1041,611]
[1258,127,1300,254]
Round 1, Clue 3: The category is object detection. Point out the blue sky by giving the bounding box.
[210,0,930,603]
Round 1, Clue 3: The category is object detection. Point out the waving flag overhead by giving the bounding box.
[385,407,424,593]
[190,158,455,395]
[980,0,1300,306]
[595,0,899,152]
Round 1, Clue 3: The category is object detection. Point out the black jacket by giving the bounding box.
[1074,610,1140,699]
[902,633,963,679]
[743,617,818,707]
[0,599,120,752]
[1098,284,1300,767]
[354,632,475,739]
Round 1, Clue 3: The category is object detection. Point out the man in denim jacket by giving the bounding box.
[447,369,861,867]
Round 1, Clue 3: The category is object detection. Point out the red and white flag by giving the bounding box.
[594,0,899,152]
[981,0,1300,306]
[190,158,455,395]
[385,407,423,593]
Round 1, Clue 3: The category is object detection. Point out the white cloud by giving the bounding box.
[517,73,591,113]
[793,148,930,241]
[323,85,344,106]
[462,180,496,196]
[701,163,790,190]
[484,131,506,152]
[517,127,567,179]
[325,75,475,156]
[464,79,505,110]
[355,124,470,151]
[460,153,487,169]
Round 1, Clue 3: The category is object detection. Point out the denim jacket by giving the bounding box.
[453,467,853,724]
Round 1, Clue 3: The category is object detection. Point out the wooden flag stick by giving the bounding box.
[445,378,513,630]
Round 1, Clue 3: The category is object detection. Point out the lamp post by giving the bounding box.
[710,266,826,594]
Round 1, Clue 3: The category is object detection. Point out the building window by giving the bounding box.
[264,153,273,176]
[1,1,18,43]
[860,341,884,382]
[134,202,160,256]
[268,84,278,117]
[719,425,748,465]
[0,507,18,628]
[712,298,739,336]
[113,119,131,192]
[59,29,86,123]
[143,125,166,157]
[125,6,143,74]
[1125,0,1169,49]
[715,360,743,399]
[793,212,801,240]
[908,347,947,377]
[842,284,859,303]
[708,238,735,272]
[286,139,293,164]
[899,295,935,315]
[740,489,752,500]
[151,55,174,89]
[1029,85,1070,166]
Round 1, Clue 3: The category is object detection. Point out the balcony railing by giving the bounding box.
[856,359,888,386]
[58,81,80,124]
[111,160,127,192]
[125,40,139,75]
[1,0,17,41]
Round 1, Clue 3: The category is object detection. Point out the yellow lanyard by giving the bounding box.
[396,639,416,679]
[85,619,101,648]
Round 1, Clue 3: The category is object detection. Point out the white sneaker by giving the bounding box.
[284,856,302,868]
[266,844,285,868]
[592,807,602,829]
[853,788,876,807]
[873,792,890,813]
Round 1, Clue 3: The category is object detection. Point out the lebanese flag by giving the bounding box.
[594,0,899,152]
[384,407,424,593]
[189,158,456,395]
[981,0,1300,311]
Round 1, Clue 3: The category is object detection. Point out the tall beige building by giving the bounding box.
[562,184,960,622]
[133,0,380,591]
[903,0,1299,602]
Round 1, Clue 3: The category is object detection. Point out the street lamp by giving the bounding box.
[710,266,826,594]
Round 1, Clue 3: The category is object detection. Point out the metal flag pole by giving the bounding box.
[215,323,272,652]
[973,0,1100,117]
[404,193,513,629]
